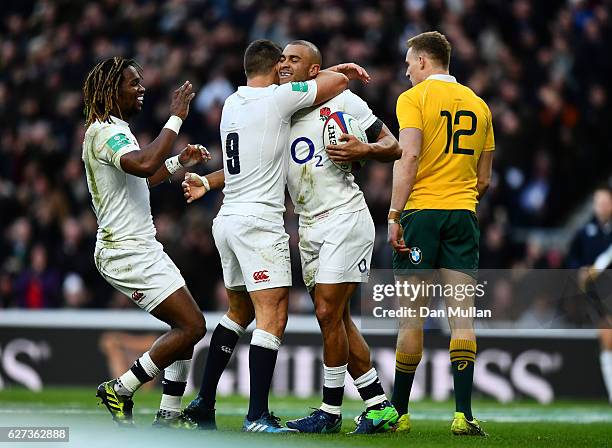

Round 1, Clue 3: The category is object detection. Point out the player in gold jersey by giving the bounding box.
[387,31,493,436]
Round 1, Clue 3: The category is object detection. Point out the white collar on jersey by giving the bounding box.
[108,115,130,127]
[237,85,274,98]
[426,74,457,83]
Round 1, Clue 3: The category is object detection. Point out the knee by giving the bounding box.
[185,313,206,344]
[315,299,343,329]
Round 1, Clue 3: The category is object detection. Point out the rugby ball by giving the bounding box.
[323,111,367,173]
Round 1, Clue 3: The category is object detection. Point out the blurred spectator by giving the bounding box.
[567,186,612,268]
[564,185,612,402]
[14,244,60,308]
[62,272,91,308]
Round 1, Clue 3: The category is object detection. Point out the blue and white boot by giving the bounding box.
[286,408,342,433]
[242,412,298,433]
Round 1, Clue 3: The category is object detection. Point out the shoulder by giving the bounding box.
[341,89,369,106]
[458,83,490,109]
[397,85,423,107]
[274,81,314,96]
[87,120,120,141]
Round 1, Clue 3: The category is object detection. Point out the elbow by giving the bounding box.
[338,73,349,89]
[393,142,402,160]
[477,178,490,194]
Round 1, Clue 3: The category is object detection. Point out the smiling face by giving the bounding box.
[116,65,145,119]
[278,44,320,85]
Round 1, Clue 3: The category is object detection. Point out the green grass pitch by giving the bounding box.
[0,388,610,447]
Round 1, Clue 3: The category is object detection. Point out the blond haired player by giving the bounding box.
[388,31,494,436]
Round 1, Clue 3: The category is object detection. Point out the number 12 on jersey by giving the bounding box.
[225,132,240,174]
[440,110,476,155]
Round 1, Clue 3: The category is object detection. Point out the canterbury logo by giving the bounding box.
[252,270,270,283]
[221,345,233,354]
[457,361,469,371]
[131,291,145,302]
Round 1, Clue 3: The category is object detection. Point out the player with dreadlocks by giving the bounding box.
[82,56,211,428]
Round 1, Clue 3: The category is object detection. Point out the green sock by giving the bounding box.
[450,339,476,421]
[391,351,422,416]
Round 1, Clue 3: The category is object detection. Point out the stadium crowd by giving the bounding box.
[0,0,611,313]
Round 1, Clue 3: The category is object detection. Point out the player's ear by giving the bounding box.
[309,64,321,78]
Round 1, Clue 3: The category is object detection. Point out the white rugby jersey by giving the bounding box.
[82,116,156,249]
[218,80,317,223]
[287,90,377,225]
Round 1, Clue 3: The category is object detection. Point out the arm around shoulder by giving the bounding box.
[313,70,348,105]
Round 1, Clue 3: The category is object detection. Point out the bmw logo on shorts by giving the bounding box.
[409,247,422,264]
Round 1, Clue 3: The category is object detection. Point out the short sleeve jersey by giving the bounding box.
[396,74,495,212]
[82,116,156,249]
[287,90,377,224]
[218,80,317,223]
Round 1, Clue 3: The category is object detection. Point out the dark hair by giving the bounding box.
[83,57,142,126]
[288,40,322,66]
[594,183,612,196]
[407,31,452,69]
[244,39,283,78]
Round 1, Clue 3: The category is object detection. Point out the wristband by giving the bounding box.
[199,174,210,192]
[388,209,402,222]
[165,155,182,175]
[189,173,210,192]
[163,115,183,134]
[389,208,401,213]
[388,219,400,224]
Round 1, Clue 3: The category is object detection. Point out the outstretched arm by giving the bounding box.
[147,144,211,188]
[120,81,195,177]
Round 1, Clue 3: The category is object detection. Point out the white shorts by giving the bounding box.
[212,214,291,292]
[94,242,186,312]
[298,208,375,291]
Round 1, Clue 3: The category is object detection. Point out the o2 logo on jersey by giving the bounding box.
[291,137,323,167]
[409,247,422,264]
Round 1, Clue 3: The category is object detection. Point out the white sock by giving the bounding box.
[250,329,281,350]
[139,352,161,378]
[601,350,612,403]
[160,359,191,414]
[220,315,247,337]
[117,370,140,395]
[116,352,161,396]
[320,363,347,415]
[354,368,386,408]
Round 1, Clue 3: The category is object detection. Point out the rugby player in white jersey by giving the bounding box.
[82,57,211,428]
[185,39,348,433]
[183,41,402,434]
